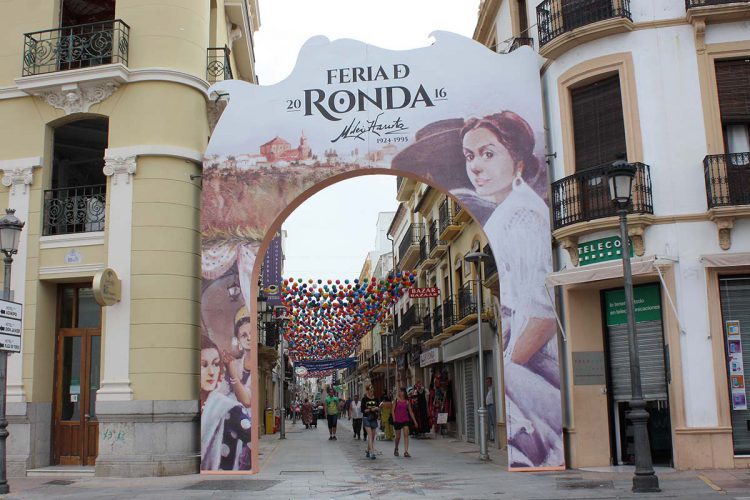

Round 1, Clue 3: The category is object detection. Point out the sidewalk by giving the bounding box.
[3,417,750,498]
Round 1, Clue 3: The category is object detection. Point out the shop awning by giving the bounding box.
[700,252,750,268]
[545,255,658,287]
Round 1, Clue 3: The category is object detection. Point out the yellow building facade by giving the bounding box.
[0,0,259,476]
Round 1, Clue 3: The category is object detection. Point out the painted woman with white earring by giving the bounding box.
[458,111,562,468]
[221,307,253,408]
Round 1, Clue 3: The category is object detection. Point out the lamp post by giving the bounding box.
[0,208,24,495]
[608,159,660,493]
[465,250,492,461]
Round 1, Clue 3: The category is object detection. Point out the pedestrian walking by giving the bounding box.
[379,395,394,441]
[324,388,340,440]
[393,387,418,458]
[485,377,495,442]
[361,385,380,459]
[301,398,314,429]
[350,394,363,439]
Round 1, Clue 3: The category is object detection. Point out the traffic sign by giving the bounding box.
[0,299,22,353]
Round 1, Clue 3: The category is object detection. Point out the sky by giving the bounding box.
[254,0,480,280]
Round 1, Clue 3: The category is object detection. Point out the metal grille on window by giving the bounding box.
[463,358,476,443]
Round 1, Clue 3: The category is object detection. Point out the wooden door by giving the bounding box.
[53,285,102,466]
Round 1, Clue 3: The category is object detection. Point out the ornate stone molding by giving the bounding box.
[558,236,580,267]
[628,224,646,257]
[693,18,706,54]
[103,156,137,185]
[35,82,118,115]
[0,157,42,195]
[1,167,34,195]
[708,207,750,252]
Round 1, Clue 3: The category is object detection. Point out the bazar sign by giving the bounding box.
[409,287,440,298]
[578,236,633,266]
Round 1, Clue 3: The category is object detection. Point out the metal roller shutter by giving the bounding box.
[607,320,667,402]
[720,276,750,454]
[463,359,476,443]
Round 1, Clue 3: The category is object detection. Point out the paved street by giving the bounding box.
[5,418,750,499]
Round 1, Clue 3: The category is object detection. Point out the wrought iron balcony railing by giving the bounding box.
[419,236,428,264]
[443,297,457,329]
[551,162,653,230]
[483,244,498,279]
[397,223,424,264]
[429,220,445,250]
[705,152,750,208]
[458,282,477,320]
[508,37,534,52]
[537,0,631,47]
[402,304,424,332]
[207,46,233,83]
[433,304,443,337]
[260,321,280,347]
[23,20,130,76]
[43,184,106,236]
[686,0,750,7]
[439,198,454,230]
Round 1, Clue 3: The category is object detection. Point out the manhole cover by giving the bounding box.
[556,479,614,490]
[45,480,75,486]
[185,479,280,491]
[279,470,324,475]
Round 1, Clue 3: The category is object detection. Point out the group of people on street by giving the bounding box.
[338,385,418,459]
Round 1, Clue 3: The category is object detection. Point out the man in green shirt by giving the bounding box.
[324,388,340,440]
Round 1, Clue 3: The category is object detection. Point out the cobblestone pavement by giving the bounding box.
[5,418,750,499]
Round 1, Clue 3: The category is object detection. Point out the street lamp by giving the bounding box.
[464,250,492,461]
[0,208,24,495]
[608,159,660,493]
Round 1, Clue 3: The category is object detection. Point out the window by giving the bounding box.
[571,75,627,170]
[716,59,750,154]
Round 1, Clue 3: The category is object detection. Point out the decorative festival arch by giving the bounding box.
[199,32,563,474]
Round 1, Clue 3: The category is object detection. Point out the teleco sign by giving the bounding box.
[578,235,633,266]
[409,287,440,298]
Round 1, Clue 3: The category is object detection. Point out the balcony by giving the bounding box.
[551,162,653,230]
[536,0,633,59]
[457,282,478,325]
[397,223,424,271]
[258,321,279,361]
[400,304,425,342]
[396,176,417,202]
[23,20,130,77]
[428,220,448,259]
[508,37,535,53]
[207,46,233,83]
[43,185,106,236]
[442,296,465,335]
[704,153,750,250]
[454,201,472,224]
[686,0,750,23]
[417,235,438,271]
[438,199,462,241]
[483,244,500,292]
[357,349,372,372]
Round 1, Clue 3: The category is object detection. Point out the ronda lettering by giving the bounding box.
[303,85,435,121]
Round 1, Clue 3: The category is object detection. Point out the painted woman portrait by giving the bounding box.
[393,111,563,468]
[200,334,252,471]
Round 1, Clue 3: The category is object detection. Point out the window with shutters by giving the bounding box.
[715,59,750,154]
[571,75,627,171]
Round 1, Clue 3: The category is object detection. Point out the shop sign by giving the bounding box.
[572,352,606,385]
[93,268,121,306]
[0,299,22,352]
[409,287,440,299]
[420,347,441,366]
[726,320,747,410]
[578,236,633,266]
[604,284,661,326]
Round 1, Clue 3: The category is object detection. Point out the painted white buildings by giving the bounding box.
[476,0,750,469]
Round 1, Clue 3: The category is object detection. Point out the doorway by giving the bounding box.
[52,285,102,466]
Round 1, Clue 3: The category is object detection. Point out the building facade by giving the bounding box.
[475,0,750,469]
[0,0,259,476]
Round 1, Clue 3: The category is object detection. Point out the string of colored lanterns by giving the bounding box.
[280,272,416,363]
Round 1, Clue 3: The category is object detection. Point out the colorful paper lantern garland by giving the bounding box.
[280,272,415,373]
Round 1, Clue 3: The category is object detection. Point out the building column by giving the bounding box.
[0,157,41,404]
[97,155,136,401]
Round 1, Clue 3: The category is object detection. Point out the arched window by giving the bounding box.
[44,118,108,235]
